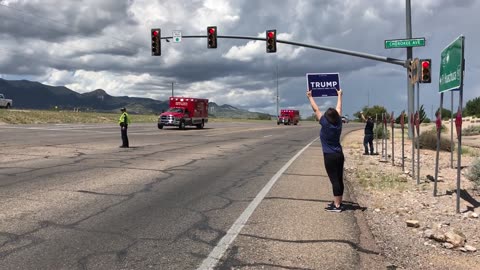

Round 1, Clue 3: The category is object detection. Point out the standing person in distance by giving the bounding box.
[119,107,131,148]
[307,88,345,212]
[360,111,375,155]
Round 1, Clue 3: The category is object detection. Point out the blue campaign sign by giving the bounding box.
[306,73,340,97]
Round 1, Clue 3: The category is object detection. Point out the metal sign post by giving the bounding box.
[400,111,405,171]
[384,113,388,162]
[375,114,379,155]
[415,111,421,185]
[411,112,415,178]
[391,111,395,166]
[416,78,421,184]
[434,97,443,197]
[451,92,454,168]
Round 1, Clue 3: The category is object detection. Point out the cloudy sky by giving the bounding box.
[0,0,479,118]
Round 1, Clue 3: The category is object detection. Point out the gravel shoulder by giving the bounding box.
[343,128,480,270]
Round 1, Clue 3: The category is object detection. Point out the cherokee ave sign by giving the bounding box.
[385,38,425,49]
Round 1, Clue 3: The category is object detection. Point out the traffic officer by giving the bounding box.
[119,107,131,148]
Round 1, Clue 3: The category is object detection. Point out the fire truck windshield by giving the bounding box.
[168,108,184,113]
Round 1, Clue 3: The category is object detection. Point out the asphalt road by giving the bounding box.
[0,121,366,269]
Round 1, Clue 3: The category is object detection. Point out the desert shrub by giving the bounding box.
[463,126,480,136]
[466,158,480,190]
[430,124,448,134]
[417,130,454,152]
[374,125,390,139]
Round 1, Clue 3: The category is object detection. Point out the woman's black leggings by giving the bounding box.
[323,152,345,196]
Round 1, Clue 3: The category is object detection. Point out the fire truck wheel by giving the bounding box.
[196,121,204,129]
[179,121,186,130]
[157,124,163,129]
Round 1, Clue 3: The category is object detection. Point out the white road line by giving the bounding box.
[197,137,318,270]
[263,135,272,138]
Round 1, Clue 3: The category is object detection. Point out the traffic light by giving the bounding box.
[207,26,217,48]
[420,59,431,83]
[266,30,276,53]
[407,60,413,81]
[151,28,161,56]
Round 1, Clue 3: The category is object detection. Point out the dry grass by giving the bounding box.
[355,167,408,191]
[0,110,280,125]
[0,109,158,124]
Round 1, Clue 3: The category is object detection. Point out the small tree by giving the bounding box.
[466,158,480,192]
[354,105,388,121]
[435,108,453,120]
[464,97,480,117]
[419,105,428,123]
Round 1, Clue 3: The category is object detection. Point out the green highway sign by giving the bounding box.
[385,38,426,49]
[439,36,464,92]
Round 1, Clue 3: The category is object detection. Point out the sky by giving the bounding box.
[0,0,479,119]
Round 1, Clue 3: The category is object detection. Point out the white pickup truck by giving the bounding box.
[0,94,13,109]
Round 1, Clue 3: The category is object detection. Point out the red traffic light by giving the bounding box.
[422,61,430,68]
[152,30,159,36]
[267,31,274,38]
[207,26,217,48]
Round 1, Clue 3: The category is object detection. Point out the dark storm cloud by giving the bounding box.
[0,0,137,41]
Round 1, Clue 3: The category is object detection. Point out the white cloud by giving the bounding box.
[223,40,262,62]
[223,32,305,62]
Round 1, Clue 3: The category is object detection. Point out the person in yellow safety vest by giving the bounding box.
[118,107,131,148]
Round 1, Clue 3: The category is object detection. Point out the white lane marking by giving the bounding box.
[263,135,272,138]
[197,137,318,270]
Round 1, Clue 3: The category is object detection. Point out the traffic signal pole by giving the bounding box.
[160,35,406,67]
[406,0,414,139]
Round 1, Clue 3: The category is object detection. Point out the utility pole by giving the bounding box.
[406,0,414,138]
[276,65,279,118]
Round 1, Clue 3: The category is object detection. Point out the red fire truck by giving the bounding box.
[158,97,209,129]
[277,109,300,125]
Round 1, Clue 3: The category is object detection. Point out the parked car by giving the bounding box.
[0,93,12,109]
[342,116,349,123]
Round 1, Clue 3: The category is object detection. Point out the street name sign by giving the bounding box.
[306,73,340,97]
[439,35,464,92]
[385,38,425,49]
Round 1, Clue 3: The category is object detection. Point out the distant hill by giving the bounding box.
[0,79,271,119]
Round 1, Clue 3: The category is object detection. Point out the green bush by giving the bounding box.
[374,125,390,139]
[430,123,448,134]
[466,158,480,190]
[463,126,480,136]
[417,130,454,152]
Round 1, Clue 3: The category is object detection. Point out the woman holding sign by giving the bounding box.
[307,88,344,212]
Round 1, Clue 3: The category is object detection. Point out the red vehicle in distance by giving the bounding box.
[158,97,209,129]
[277,109,300,125]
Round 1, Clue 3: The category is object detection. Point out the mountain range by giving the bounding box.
[0,79,271,119]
